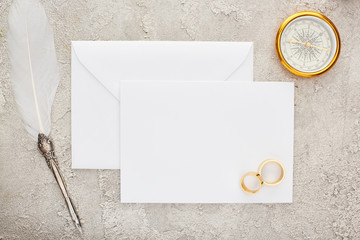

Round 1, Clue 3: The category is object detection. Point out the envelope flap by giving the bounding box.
[72,41,253,100]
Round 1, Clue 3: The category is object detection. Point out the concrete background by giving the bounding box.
[1,0,360,239]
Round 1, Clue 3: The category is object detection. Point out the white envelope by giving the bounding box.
[120,81,294,203]
[71,41,253,169]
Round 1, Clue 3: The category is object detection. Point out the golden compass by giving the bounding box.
[276,11,341,77]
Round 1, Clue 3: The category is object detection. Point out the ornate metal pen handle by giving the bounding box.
[38,133,82,234]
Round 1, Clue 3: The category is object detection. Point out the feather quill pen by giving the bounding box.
[7,0,82,233]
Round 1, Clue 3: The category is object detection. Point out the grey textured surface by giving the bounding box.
[1,0,360,239]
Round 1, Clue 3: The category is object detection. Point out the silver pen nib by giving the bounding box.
[38,133,83,234]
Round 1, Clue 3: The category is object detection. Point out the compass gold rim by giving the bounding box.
[275,11,341,78]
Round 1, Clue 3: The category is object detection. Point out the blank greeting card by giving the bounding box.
[120,81,294,203]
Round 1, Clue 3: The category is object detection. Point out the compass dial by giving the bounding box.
[276,12,340,77]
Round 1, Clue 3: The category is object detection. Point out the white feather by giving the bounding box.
[7,0,60,141]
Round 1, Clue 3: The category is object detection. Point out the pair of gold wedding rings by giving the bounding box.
[241,159,285,194]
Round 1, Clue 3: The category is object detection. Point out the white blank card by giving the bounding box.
[120,81,294,203]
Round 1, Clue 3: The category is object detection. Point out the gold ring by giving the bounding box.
[240,172,263,194]
[258,159,285,186]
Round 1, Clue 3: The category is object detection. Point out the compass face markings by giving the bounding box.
[280,16,337,73]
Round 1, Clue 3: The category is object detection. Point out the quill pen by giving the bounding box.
[7,0,82,233]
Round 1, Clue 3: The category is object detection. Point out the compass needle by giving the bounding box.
[310,44,331,52]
